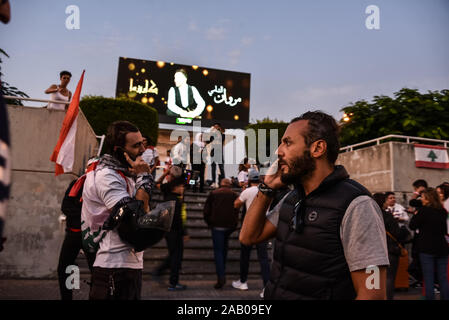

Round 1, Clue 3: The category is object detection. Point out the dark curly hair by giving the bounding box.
[291,111,340,164]
[104,121,139,154]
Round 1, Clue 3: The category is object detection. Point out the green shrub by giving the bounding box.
[245,118,288,164]
[80,96,159,153]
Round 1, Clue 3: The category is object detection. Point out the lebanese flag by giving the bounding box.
[414,144,449,169]
[50,71,85,176]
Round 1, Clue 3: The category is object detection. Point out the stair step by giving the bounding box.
[78,260,269,276]
[144,248,271,262]
[151,238,244,249]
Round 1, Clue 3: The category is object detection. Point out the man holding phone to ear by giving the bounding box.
[81,121,154,300]
[240,111,389,300]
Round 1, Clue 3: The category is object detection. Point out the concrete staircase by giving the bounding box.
[144,187,272,280]
[79,187,272,282]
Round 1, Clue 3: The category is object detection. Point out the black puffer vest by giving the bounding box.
[264,165,371,300]
[174,86,197,111]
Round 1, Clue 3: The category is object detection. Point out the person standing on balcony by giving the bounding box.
[45,70,72,110]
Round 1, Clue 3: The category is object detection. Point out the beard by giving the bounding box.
[280,149,316,185]
[113,148,142,169]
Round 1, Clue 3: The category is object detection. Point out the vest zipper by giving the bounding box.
[272,231,291,298]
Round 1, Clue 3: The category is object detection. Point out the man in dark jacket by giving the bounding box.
[373,192,410,300]
[203,178,239,289]
[240,111,389,300]
[152,175,189,291]
[57,174,96,300]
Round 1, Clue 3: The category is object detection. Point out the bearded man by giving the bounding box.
[239,111,389,300]
[81,121,153,300]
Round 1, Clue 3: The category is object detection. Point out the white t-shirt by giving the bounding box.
[386,203,409,227]
[239,185,259,210]
[237,170,248,183]
[81,167,143,269]
[172,141,188,164]
[267,193,389,272]
[142,147,159,166]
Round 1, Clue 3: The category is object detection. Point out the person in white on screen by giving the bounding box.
[167,69,205,118]
[45,70,72,110]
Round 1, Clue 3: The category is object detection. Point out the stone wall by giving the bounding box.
[337,141,449,206]
[0,106,98,278]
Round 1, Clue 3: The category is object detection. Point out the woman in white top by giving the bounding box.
[45,70,72,110]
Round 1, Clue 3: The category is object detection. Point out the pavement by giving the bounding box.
[0,274,428,300]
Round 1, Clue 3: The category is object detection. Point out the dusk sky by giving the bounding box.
[1,0,448,123]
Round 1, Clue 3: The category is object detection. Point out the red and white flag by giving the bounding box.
[50,70,85,176]
[414,144,449,169]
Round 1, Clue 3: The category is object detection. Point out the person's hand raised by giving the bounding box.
[124,152,150,175]
[263,159,286,190]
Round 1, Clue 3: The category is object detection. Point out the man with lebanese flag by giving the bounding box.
[414,144,449,169]
[50,70,85,175]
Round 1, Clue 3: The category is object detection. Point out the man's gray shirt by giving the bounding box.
[267,193,389,272]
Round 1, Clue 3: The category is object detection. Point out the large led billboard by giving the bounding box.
[115,57,251,129]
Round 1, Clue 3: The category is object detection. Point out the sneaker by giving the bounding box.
[260,288,265,299]
[232,280,249,290]
[168,283,187,291]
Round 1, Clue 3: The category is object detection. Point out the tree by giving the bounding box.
[0,48,29,105]
[80,96,159,154]
[339,88,449,147]
[245,117,288,165]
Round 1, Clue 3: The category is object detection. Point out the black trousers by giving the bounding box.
[192,163,205,192]
[89,267,142,300]
[387,253,400,300]
[211,162,225,184]
[57,230,96,300]
[154,231,184,286]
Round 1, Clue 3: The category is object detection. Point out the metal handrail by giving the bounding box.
[4,95,71,105]
[5,95,105,156]
[340,134,449,152]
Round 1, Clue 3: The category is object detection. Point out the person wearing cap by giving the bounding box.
[233,169,270,297]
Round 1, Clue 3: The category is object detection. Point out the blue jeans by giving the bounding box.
[419,253,449,300]
[239,241,271,286]
[211,228,234,278]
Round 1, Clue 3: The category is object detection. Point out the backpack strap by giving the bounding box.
[68,161,98,199]
[116,170,130,194]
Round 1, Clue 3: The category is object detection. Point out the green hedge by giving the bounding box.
[80,96,159,153]
[245,119,289,164]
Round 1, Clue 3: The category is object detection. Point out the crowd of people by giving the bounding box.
[373,180,449,300]
[2,64,449,301]
[50,109,449,301]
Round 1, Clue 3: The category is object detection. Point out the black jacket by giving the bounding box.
[161,183,187,235]
[264,165,371,300]
[203,187,239,229]
[409,206,448,256]
[382,210,410,256]
[61,179,82,230]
